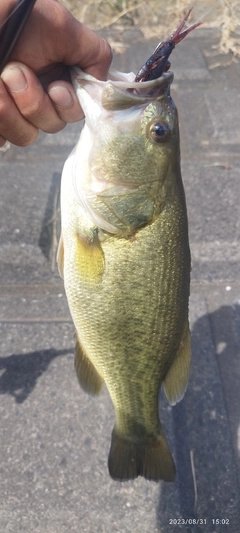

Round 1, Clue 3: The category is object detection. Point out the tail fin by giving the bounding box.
[108,427,175,482]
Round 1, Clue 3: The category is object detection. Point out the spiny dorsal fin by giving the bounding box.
[164,320,191,406]
[57,233,64,279]
[75,335,104,396]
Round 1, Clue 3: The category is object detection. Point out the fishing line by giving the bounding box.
[0,0,28,30]
[190,0,221,28]
[0,0,37,72]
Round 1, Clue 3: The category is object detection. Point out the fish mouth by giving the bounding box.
[103,70,174,110]
[71,67,174,113]
[108,68,173,90]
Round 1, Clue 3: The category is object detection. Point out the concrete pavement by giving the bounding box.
[1,28,240,532]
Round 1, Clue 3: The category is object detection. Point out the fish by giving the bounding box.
[58,13,195,482]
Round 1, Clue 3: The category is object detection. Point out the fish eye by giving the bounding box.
[149,121,171,143]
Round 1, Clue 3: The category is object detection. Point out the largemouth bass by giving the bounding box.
[58,65,191,482]
[58,9,202,482]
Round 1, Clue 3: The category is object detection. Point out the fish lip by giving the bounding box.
[71,67,174,113]
[104,70,174,110]
[71,66,173,90]
[108,68,174,88]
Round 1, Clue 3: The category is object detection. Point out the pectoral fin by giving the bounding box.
[75,336,104,396]
[57,233,64,279]
[75,230,105,282]
[164,321,191,406]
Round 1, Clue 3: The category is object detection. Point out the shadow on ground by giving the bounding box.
[0,348,71,403]
[157,303,240,532]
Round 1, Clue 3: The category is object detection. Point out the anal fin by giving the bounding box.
[164,320,191,406]
[75,335,104,396]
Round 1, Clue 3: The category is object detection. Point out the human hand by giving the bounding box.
[0,0,112,147]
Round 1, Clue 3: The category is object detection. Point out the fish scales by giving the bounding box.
[59,67,191,482]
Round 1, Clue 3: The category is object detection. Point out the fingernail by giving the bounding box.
[48,86,74,108]
[1,66,28,92]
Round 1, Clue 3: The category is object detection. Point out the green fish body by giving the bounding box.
[58,68,191,482]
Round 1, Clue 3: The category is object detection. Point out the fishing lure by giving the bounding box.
[135,7,202,82]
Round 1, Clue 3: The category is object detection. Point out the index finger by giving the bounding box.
[52,14,112,81]
[5,0,112,81]
[68,28,112,81]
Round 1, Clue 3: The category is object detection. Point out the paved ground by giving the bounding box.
[0,28,240,533]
